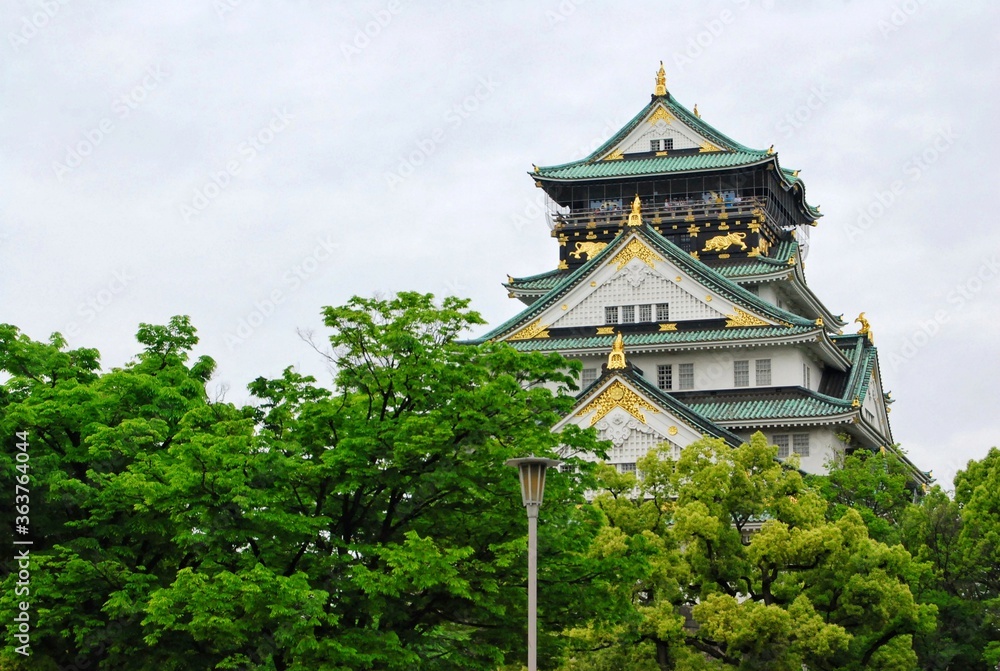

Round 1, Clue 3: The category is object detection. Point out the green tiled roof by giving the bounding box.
[507,268,568,291]
[625,372,746,447]
[474,224,815,345]
[687,392,852,423]
[533,92,819,218]
[832,334,879,405]
[716,240,798,279]
[504,326,816,352]
[537,151,771,180]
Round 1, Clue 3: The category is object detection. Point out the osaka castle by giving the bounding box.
[474,63,930,485]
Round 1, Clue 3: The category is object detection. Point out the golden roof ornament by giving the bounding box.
[693,104,701,118]
[607,331,627,369]
[855,312,873,341]
[627,194,643,227]
[654,61,667,96]
[767,145,775,155]
[532,163,539,173]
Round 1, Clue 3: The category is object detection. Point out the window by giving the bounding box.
[605,306,619,324]
[656,303,670,321]
[581,368,597,387]
[618,462,637,474]
[621,305,635,323]
[657,364,673,391]
[664,138,674,150]
[774,433,809,459]
[802,364,811,388]
[650,139,661,152]
[734,360,750,387]
[678,363,694,390]
[756,359,772,386]
[639,304,652,322]
[774,434,790,459]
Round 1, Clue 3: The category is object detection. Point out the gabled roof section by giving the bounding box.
[474,223,817,345]
[559,363,745,449]
[531,69,820,218]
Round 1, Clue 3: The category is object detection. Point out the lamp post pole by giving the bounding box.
[506,456,561,671]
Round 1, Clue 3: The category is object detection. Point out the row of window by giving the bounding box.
[734,359,771,387]
[656,363,694,391]
[649,139,674,152]
[587,360,776,390]
[609,434,810,471]
[605,304,670,324]
[774,433,810,458]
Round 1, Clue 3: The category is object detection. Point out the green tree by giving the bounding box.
[896,448,1000,670]
[0,294,613,670]
[809,447,915,546]
[560,434,935,671]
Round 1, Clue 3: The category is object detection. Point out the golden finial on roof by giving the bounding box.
[532,163,539,173]
[627,194,643,227]
[507,274,514,283]
[654,61,667,96]
[792,170,800,177]
[767,145,775,155]
[693,104,701,118]
[607,331,627,369]
[855,312,870,334]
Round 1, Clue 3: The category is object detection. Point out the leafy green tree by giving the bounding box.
[0,294,614,670]
[896,448,1000,670]
[559,434,935,671]
[809,448,915,546]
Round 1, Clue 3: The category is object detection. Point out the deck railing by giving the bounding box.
[549,196,784,231]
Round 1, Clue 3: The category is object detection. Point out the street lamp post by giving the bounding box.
[506,456,561,671]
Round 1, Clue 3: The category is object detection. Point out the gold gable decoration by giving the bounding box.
[649,106,674,126]
[724,308,770,328]
[610,238,664,271]
[698,140,722,153]
[577,379,659,426]
[603,148,624,161]
[506,318,550,341]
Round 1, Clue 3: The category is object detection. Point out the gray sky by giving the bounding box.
[3,0,998,488]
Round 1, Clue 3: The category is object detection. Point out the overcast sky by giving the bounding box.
[3,0,998,487]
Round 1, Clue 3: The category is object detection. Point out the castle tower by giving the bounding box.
[475,65,929,485]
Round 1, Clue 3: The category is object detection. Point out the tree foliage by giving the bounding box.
[559,435,935,671]
[0,294,612,670]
